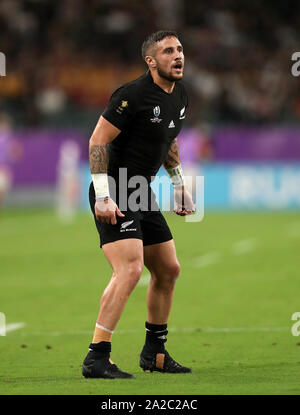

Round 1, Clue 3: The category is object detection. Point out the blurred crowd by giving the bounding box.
[0,0,300,131]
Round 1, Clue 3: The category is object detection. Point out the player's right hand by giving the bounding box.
[94,198,125,225]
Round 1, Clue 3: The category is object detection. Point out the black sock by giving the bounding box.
[144,321,168,353]
[89,341,111,358]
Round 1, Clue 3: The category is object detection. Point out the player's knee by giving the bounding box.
[163,261,181,287]
[169,260,181,281]
[126,261,143,289]
[153,261,181,289]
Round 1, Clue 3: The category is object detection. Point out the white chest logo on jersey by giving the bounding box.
[179,106,186,120]
[150,106,162,123]
[168,120,175,128]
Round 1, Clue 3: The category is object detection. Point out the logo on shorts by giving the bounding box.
[120,220,137,232]
[150,106,162,123]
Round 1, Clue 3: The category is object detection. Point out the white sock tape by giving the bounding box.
[96,323,114,334]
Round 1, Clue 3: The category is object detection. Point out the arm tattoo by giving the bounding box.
[89,144,108,174]
[163,138,180,169]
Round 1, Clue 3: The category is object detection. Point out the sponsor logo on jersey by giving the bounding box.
[116,100,129,114]
[168,120,175,128]
[150,106,162,123]
[179,106,185,119]
[120,220,137,232]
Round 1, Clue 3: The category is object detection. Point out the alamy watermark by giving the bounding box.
[100,169,204,222]
[291,52,300,77]
[0,312,6,336]
[0,52,6,76]
[291,312,300,336]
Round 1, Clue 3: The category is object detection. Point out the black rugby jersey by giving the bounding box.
[102,70,188,181]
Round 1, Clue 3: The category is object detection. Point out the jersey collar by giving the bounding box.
[145,70,176,96]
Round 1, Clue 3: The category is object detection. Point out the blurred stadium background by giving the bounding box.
[1,0,300,210]
[1,0,300,395]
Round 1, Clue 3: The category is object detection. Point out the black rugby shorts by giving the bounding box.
[89,182,173,248]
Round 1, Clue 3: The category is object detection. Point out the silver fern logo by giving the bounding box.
[179,106,185,119]
[120,220,136,232]
[121,220,134,230]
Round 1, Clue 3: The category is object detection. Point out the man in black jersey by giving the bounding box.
[82,31,195,379]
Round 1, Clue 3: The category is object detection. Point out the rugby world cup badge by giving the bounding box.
[150,106,162,123]
[154,106,160,117]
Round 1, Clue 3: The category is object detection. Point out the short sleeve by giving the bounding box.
[102,85,137,131]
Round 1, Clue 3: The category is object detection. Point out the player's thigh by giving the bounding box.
[103,238,144,276]
[144,239,180,279]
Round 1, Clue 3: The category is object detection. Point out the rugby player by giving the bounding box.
[82,31,195,379]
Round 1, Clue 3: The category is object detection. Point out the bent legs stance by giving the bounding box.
[92,238,144,342]
[82,238,192,378]
[92,239,179,342]
[144,240,180,325]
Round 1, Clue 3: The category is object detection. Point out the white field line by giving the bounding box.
[6,322,26,333]
[193,236,258,268]
[202,326,289,333]
[193,251,221,268]
[232,238,257,255]
[137,273,150,287]
[14,326,290,337]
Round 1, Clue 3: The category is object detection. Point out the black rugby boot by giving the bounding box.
[82,342,134,379]
[139,346,192,374]
[140,322,192,374]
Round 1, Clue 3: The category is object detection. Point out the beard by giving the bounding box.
[157,64,184,82]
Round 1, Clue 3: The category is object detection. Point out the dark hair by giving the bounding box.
[141,30,179,59]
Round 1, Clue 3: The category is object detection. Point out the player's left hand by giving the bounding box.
[173,186,195,216]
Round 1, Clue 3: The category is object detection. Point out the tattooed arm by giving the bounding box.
[163,138,195,216]
[163,138,180,170]
[89,115,120,173]
[163,138,183,183]
[89,143,109,174]
[89,116,124,224]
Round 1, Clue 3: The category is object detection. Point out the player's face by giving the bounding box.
[153,37,184,82]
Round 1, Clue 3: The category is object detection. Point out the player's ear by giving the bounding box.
[145,55,156,69]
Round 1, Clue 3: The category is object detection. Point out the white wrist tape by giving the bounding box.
[166,164,185,187]
[91,173,110,200]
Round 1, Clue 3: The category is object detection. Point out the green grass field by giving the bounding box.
[0,209,300,395]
